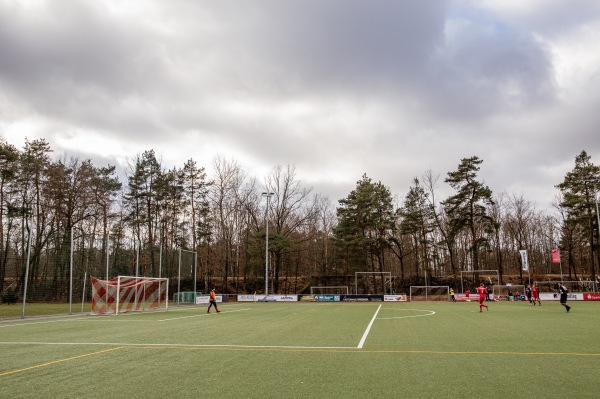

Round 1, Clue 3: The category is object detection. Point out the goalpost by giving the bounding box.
[176,249,197,306]
[91,276,169,315]
[535,280,598,293]
[492,284,526,300]
[409,286,450,301]
[354,272,392,295]
[310,286,349,295]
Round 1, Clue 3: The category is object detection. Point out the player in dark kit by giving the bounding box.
[476,283,489,312]
[525,285,532,304]
[556,283,570,312]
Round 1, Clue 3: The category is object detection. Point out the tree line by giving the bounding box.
[1,138,599,299]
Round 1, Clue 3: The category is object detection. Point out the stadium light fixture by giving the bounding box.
[262,192,274,297]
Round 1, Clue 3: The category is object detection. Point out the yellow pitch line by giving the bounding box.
[127,345,600,357]
[0,347,125,378]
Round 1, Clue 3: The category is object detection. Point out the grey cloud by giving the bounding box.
[0,0,599,210]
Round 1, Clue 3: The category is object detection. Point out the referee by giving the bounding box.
[207,288,220,313]
[556,283,571,312]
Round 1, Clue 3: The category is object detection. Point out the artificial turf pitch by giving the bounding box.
[1,301,598,398]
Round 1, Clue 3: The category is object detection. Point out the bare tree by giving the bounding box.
[265,164,317,293]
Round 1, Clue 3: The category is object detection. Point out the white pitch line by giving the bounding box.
[357,304,381,349]
[0,341,357,350]
[0,317,91,328]
[158,308,251,321]
[377,309,435,320]
[0,307,252,328]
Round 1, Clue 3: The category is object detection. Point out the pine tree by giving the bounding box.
[443,156,494,272]
[398,178,435,283]
[556,150,600,282]
[334,174,395,291]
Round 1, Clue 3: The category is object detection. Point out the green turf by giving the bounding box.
[0,302,92,319]
[0,301,598,398]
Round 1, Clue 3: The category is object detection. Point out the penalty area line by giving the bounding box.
[357,304,381,349]
[0,346,125,378]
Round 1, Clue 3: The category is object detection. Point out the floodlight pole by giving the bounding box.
[262,192,274,297]
[594,183,600,251]
[584,180,600,286]
[594,183,600,288]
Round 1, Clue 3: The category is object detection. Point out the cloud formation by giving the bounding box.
[1,0,599,209]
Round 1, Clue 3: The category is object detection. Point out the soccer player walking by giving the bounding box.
[477,283,489,312]
[207,289,220,313]
[556,283,570,312]
[531,284,541,306]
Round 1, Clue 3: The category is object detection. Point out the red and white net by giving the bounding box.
[91,276,168,315]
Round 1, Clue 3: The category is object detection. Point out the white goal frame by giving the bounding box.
[354,272,392,295]
[492,284,525,300]
[534,280,598,293]
[460,270,500,293]
[177,249,197,306]
[409,286,450,302]
[310,286,349,295]
[91,275,169,315]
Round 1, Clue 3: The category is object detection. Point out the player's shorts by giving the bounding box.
[478,296,485,304]
[560,293,568,303]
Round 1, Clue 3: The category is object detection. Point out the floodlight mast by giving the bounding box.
[262,192,274,297]
[592,182,600,284]
[583,180,600,283]
[594,184,600,248]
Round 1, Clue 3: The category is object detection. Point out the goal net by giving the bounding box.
[460,270,499,294]
[354,272,392,295]
[535,280,597,294]
[492,284,525,301]
[409,286,450,302]
[91,276,169,315]
[310,286,349,295]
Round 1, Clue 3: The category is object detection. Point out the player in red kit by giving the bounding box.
[531,284,541,306]
[477,283,489,312]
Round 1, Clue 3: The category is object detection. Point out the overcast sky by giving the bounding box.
[1,0,599,211]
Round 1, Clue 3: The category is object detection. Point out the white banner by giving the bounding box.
[520,250,528,271]
[384,295,408,302]
[195,295,222,305]
[539,293,583,301]
[238,294,298,302]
